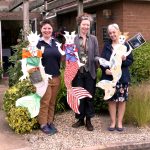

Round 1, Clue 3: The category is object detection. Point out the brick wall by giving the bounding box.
[123,0,150,41]
[51,0,150,53]
[97,1,123,52]
[97,0,150,53]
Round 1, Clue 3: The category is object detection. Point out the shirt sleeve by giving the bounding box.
[100,43,110,72]
[94,36,100,62]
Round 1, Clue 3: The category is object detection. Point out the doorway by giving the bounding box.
[1,20,22,77]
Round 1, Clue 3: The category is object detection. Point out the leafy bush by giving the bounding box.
[123,42,150,127]
[6,107,38,134]
[94,68,108,113]
[55,69,68,112]
[124,82,150,127]
[3,80,37,134]
[3,80,35,113]
[7,40,28,87]
[0,66,3,80]
[130,42,150,84]
[3,69,68,133]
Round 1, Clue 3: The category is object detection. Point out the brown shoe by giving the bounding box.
[72,119,85,128]
[86,118,94,131]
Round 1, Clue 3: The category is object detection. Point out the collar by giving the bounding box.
[39,37,55,46]
[39,37,54,41]
[78,34,89,39]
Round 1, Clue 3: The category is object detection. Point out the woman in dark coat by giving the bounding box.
[100,23,133,131]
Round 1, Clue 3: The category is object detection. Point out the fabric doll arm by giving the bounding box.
[74,45,84,68]
[56,41,65,55]
[19,58,29,81]
[122,43,134,67]
[38,58,52,80]
[122,52,133,67]
[94,36,100,62]
[100,43,110,72]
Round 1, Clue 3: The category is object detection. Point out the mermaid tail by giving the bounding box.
[67,87,92,114]
[16,93,41,118]
[64,61,79,89]
[97,44,127,100]
[96,80,116,100]
[64,61,92,114]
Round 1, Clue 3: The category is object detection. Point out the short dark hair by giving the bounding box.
[76,12,93,26]
[40,19,53,28]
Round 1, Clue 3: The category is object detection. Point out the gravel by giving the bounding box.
[24,111,150,150]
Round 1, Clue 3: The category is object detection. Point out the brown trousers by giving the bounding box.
[38,76,61,125]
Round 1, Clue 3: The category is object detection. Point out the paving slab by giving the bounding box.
[1,78,150,150]
[0,79,31,150]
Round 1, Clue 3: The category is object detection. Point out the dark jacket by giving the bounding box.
[100,40,133,84]
[37,38,61,77]
[74,34,100,79]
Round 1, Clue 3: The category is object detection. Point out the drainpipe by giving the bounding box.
[77,0,83,16]
[0,21,2,73]
[23,0,29,40]
[77,0,83,33]
[42,0,48,20]
[44,0,48,12]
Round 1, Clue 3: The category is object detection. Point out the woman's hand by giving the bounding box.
[105,69,112,75]
[122,55,126,61]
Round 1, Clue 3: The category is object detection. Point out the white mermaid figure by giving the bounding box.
[16,31,52,118]
[56,31,92,114]
[97,33,132,100]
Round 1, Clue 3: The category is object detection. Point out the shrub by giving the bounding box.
[94,68,108,113]
[130,42,150,84]
[0,66,3,80]
[6,107,38,134]
[3,80,37,134]
[55,69,68,112]
[124,82,150,127]
[3,70,68,133]
[3,79,35,113]
[7,40,28,87]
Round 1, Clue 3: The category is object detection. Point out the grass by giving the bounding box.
[124,82,150,127]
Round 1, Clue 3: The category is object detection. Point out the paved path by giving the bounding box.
[0,79,31,150]
[1,79,150,150]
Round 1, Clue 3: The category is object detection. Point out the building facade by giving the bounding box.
[54,0,150,51]
[0,0,150,76]
[0,0,41,76]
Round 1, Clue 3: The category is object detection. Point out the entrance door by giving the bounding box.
[0,21,2,78]
[1,20,22,77]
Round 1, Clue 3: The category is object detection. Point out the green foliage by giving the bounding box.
[55,69,68,113]
[6,107,38,134]
[7,40,28,87]
[0,62,3,80]
[124,82,150,127]
[94,68,108,113]
[121,42,150,127]
[3,79,35,113]
[3,79,37,134]
[130,42,150,84]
